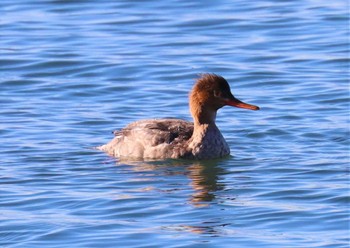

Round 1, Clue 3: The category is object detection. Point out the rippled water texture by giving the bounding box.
[1,0,349,247]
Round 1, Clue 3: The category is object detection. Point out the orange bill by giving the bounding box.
[225,98,260,110]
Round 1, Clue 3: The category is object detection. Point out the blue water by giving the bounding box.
[1,0,349,247]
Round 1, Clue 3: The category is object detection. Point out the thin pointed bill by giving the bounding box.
[225,98,260,110]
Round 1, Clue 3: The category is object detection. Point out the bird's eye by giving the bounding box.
[213,90,222,98]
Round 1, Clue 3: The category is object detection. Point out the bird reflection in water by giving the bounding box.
[187,161,226,206]
[116,158,228,207]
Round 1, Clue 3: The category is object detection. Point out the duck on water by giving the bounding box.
[98,74,259,160]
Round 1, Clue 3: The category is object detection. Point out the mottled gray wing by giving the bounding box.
[113,119,193,146]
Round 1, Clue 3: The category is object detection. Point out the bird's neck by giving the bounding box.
[191,106,220,143]
[188,115,229,159]
[190,102,217,127]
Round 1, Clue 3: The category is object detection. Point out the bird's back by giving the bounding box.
[98,119,194,159]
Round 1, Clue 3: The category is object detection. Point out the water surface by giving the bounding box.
[0,0,349,247]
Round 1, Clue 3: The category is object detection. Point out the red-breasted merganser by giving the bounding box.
[98,74,259,159]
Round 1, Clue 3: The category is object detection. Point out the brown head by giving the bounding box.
[189,73,259,125]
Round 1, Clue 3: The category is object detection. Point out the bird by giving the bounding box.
[98,73,259,160]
